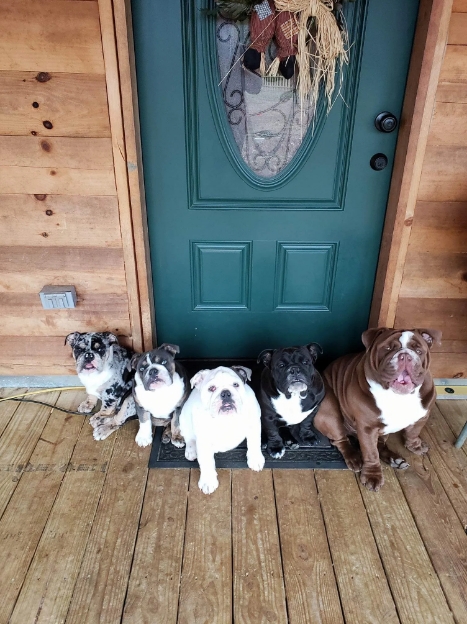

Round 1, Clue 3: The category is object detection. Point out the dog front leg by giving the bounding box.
[135,404,153,448]
[169,407,185,448]
[403,414,430,455]
[196,442,218,494]
[94,389,119,418]
[92,395,136,441]
[246,417,265,472]
[356,424,384,492]
[78,394,98,414]
[262,409,285,459]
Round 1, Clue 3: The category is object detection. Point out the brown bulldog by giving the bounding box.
[313,328,442,491]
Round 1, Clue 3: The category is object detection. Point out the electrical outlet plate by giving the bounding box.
[39,285,77,309]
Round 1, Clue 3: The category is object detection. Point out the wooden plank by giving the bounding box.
[98,0,143,351]
[273,470,344,624]
[9,421,116,624]
[0,390,86,624]
[418,145,467,201]
[0,165,116,196]
[440,45,467,82]
[0,136,114,170]
[370,0,455,328]
[431,352,467,378]
[178,469,232,624]
[0,1,105,74]
[437,399,467,442]
[399,250,467,299]
[436,81,467,102]
[0,390,60,518]
[122,469,189,624]
[359,466,455,624]
[448,12,467,43]
[429,101,467,145]
[453,0,467,11]
[0,246,127,295]
[315,471,399,624]
[389,435,467,622]
[0,195,122,248]
[0,387,26,439]
[421,404,467,530]
[0,293,130,336]
[0,71,110,138]
[432,339,467,353]
[232,469,287,624]
[65,419,149,624]
[395,298,467,340]
[114,0,155,350]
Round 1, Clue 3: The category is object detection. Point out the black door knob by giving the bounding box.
[375,111,398,133]
[370,153,388,171]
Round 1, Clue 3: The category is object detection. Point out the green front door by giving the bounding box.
[132,0,419,359]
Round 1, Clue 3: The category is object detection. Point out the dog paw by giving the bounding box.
[360,466,384,492]
[300,431,318,446]
[405,438,429,455]
[185,444,197,461]
[268,445,285,459]
[89,414,106,428]
[198,474,219,495]
[247,452,265,472]
[389,456,410,470]
[343,448,363,473]
[93,423,119,441]
[135,430,153,448]
[78,400,95,414]
[171,436,185,449]
[285,439,300,450]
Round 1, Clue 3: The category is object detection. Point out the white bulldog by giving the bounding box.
[180,366,265,494]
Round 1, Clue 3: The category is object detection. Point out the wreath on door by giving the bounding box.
[212,0,352,109]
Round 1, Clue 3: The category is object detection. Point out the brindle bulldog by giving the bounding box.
[313,328,442,491]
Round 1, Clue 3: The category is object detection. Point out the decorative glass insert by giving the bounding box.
[216,16,316,179]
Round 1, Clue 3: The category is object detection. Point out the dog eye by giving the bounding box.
[208,386,216,392]
[94,343,101,349]
[385,345,392,351]
[416,348,422,355]
[233,382,239,388]
[302,359,309,365]
[161,360,166,365]
[278,362,285,368]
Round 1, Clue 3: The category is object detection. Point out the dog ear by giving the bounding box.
[361,328,389,350]
[306,342,323,362]
[159,343,180,356]
[414,328,442,349]
[190,369,209,389]
[130,353,141,370]
[65,332,81,347]
[231,366,252,384]
[257,349,274,368]
[102,332,118,345]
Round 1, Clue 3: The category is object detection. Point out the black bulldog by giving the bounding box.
[258,343,325,458]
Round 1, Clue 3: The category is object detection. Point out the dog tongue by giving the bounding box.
[397,371,411,384]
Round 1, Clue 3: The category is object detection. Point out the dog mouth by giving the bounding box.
[287,381,308,394]
[82,362,97,372]
[148,378,167,390]
[219,402,236,413]
[390,370,416,394]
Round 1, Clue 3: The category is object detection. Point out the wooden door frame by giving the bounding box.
[103,0,452,348]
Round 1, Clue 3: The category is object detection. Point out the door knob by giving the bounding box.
[370,153,388,171]
[375,111,398,133]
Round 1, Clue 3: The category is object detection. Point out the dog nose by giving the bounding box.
[289,366,299,375]
[149,369,158,378]
[221,389,231,400]
[398,352,412,362]
[84,352,94,360]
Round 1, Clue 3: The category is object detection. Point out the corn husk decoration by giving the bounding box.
[273,0,349,109]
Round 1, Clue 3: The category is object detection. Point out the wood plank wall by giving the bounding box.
[394,1,467,378]
[0,0,151,375]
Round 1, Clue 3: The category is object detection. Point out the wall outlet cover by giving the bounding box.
[39,285,77,309]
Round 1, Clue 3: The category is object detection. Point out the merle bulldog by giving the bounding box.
[65,331,133,420]
[93,344,190,447]
[258,343,325,458]
[313,328,442,491]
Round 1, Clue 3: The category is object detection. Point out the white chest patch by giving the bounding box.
[367,379,428,434]
[135,372,185,419]
[271,391,314,426]
[79,367,113,398]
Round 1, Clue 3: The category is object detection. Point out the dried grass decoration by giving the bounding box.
[274,0,349,109]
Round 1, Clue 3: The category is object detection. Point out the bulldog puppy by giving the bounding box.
[65,331,133,418]
[313,328,442,492]
[180,366,265,494]
[258,344,325,458]
[131,344,189,448]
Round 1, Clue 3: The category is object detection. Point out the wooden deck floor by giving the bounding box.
[0,388,467,623]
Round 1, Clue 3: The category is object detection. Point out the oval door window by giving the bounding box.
[216,14,320,179]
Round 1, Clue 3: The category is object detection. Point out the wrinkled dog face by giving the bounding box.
[132,344,179,391]
[362,328,442,395]
[65,332,118,375]
[258,343,323,397]
[191,366,251,417]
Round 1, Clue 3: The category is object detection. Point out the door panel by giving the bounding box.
[132,0,419,359]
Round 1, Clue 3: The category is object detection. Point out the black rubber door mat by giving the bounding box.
[148,426,348,469]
